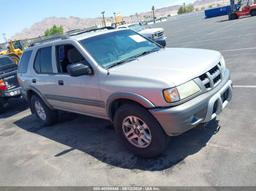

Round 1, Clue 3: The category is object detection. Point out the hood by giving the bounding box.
[109,48,222,87]
[140,28,164,35]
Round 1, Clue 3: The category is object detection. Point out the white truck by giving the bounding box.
[117,23,167,47]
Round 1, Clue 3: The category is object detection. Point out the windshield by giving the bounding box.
[0,57,14,66]
[13,41,23,49]
[80,30,160,69]
[128,24,145,32]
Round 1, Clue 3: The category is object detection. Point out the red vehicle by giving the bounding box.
[229,1,256,20]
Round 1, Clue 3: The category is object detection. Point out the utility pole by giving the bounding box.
[136,13,139,23]
[101,11,106,27]
[113,12,117,24]
[152,6,156,23]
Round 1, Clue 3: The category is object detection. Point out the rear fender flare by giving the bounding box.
[27,86,53,110]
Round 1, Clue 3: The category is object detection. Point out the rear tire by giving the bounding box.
[250,9,256,16]
[30,95,57,126]
[113,104,169,158]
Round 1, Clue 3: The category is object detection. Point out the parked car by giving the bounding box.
[0,55,22,111]
[117,23,167,47]
[18,28,232,158]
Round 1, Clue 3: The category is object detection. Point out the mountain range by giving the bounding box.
[12,0,227,40]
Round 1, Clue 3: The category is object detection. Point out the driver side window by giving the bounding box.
[55,44,89,74]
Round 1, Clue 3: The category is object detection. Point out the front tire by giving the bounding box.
[30,95,57,126]
[114,104,169,158]
[229,13,238,20]
[250,9,256,16]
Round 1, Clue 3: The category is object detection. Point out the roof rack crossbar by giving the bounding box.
[68,26,115,36]
[29,34,69,47]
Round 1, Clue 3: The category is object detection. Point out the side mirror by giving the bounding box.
[67,63,93,77]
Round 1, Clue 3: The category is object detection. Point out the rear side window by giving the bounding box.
[18,50,32,73]
[34,47,53,74]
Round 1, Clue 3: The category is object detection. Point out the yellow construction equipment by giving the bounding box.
[114,13,125,26]
[0,40,25,64]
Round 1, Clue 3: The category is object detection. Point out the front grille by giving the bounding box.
[199,63,222,91]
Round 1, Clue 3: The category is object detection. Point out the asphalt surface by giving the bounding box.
[0,12,256,186]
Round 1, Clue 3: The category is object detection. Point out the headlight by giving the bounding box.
[220,56,226,69]
[163,80,200,103]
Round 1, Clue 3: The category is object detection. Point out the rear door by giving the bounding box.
[30,46,57,103]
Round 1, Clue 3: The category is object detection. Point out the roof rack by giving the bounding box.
[68,26,115,36]
[29,34,69,47]
[29,26,115,47]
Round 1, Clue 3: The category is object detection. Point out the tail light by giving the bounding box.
[0,79,7,91]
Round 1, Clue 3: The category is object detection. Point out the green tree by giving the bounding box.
[178,3,185,14]
[178,3,194,15]
[44,25,64,36]
[186,4,194,12]
[178,6,184,14]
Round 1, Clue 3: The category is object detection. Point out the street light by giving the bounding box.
[101,11,106,27]
[152,6,156,24]
[113,12,117,24]
[135,13,139,23]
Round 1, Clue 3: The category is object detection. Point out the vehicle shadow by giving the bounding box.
[14,113,219,171]
[0,98,28,119]
[217,15,252,23]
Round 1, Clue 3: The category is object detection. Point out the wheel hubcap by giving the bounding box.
[122,116,152,148]
[34,100,46,121]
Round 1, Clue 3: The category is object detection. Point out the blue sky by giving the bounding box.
[0,0,194,42]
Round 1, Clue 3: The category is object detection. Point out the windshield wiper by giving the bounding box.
[107,57,137,69]
[134,49,159,58]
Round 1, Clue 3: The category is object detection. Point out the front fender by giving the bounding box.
[106,92,155,118]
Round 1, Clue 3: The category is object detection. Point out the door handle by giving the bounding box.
[58,80,64,86]
[32,79,36,83]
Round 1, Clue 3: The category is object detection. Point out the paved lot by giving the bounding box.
[0,13,256,186]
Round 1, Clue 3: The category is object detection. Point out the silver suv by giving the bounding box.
[18,28,232,158]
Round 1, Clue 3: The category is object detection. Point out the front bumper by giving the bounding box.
[0,87,21,98]
[155,37,167,47]
[149,77,232,136]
